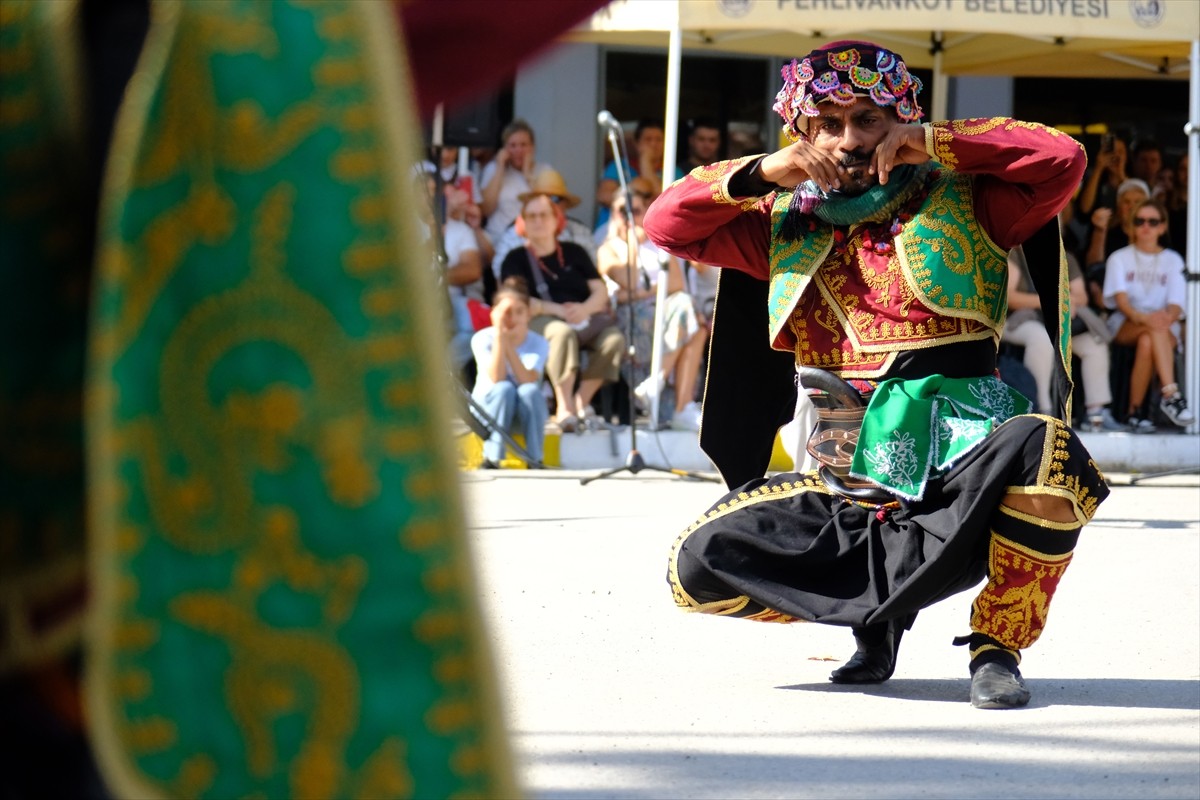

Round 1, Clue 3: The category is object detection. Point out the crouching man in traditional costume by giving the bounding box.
[642,41,1109,709]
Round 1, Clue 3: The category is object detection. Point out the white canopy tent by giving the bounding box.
[570,0,1200,434]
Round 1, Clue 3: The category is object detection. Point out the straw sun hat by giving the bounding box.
[517,168,581,209]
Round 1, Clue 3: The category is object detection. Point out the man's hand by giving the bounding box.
[870,124,929,185]
[1091,207,1113,229]
[1096,149,1126,178]
[757,123,928,192]
[758,138,844,192]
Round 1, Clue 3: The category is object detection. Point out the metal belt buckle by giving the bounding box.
[798,367,894,504]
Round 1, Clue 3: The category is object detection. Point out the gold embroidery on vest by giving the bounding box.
[899,177,1007,325]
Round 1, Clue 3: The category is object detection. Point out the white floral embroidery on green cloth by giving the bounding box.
[862,429,925,487]
[851,374,1032,501]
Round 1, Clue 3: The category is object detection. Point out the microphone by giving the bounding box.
[597,110,622,132]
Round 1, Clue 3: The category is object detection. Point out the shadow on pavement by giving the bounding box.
[777,677,1200,710]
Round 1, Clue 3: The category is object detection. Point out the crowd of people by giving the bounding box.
[1005,131,1192,432]
[421,111,1193,468]
[419,116,733,466]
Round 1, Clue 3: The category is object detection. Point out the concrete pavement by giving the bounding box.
[461,470,1200,799]
[546,426,1200,474]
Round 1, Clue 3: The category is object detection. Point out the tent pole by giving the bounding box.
[1185,39,1199,434]
[931,30,947,121]
[648,5,682,426]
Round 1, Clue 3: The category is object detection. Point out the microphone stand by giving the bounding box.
[581,114,714,485]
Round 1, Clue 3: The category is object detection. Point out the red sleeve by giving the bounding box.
[642,158,774,281]
[926,118,1086,250]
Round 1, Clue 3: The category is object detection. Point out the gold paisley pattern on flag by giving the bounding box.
[86,2,514,797]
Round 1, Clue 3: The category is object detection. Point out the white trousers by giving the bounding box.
[1005,318,1112,412]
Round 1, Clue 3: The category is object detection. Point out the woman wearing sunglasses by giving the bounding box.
[1103,198,1192,430]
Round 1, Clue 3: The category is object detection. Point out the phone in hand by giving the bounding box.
[1101,132,1115,153]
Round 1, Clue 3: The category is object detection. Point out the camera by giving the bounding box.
[1101,132,1115,153]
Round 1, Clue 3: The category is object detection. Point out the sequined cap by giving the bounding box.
[773,41,924,141]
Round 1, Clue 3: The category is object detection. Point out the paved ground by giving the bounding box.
[461,470,1200,800]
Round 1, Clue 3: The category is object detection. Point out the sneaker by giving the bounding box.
[1160,393,1195,427]
[1127,415,1157,434]
[669,401,702,431]
[634,374,665,412]
[1080,408,1128,433]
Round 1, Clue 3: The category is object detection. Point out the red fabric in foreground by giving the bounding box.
[395,0,609,118]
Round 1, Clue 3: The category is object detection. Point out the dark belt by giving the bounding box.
[798,367,895,505]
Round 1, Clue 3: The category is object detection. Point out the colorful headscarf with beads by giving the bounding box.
[773,41,924,141]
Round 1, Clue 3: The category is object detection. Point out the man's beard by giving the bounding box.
[830,151,876,197]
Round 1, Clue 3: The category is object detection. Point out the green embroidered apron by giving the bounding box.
[851,375,1033,501]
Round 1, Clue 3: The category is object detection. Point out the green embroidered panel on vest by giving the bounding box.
[897,174,1008,328]
[767,193,830,349]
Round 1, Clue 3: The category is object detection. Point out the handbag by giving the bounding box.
[571,310,618,346]
[525,246,616,346]
[1072,306,1113,343]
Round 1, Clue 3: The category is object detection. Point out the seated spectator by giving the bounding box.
[416,174,483,379]
[471,278,549,469]
[445,179,495,296]
[679,117,723,173]
[596,182,707,431]
[1002,247,1124,431]
[1129,138,1164,187]
[421,145,481,201]
[480,118,554,244]
[1103,199,1193,431]
[499,193,624,432]
[1077,132,1128,217]
[489,169,595,288]
[594,119,684,237]
[1163,153,1188,258]
[688,260,720,324]
[1084,177,1150,312]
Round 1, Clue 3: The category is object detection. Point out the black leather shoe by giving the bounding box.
[829,620,903,684]
[970,662,1031,709]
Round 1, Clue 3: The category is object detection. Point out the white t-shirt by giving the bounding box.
[1103,245,1187,336]
[470,327,549,394]
[480,161,555,242]
[602,236,669,291]
[636,240,670,289]
[423,217,484,302]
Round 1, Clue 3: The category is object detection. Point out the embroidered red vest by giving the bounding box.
[766,172,1009,378]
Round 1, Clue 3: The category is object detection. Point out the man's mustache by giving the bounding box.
[840,151,871,168]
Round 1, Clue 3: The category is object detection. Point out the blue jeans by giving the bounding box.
[448,294,475,371]
[473,381,546,463]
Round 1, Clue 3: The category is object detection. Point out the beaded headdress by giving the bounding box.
[773,41,924,141]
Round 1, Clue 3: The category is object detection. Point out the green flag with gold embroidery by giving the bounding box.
[85,1,515,796]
